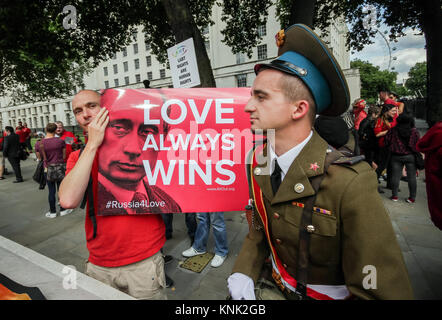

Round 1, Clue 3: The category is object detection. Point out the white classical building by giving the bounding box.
[0,3,360,130]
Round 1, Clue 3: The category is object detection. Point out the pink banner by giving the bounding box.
[97,88,253,215]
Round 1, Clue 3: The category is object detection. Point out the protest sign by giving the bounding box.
[167,38,201,88]
[97,88,254,215]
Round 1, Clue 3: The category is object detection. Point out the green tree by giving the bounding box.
[394,83,410,98]
[227,0,440,123]
[0,0,220,103]
[350,59,397,105]
[406,62,427,98]
[0,0,144,103]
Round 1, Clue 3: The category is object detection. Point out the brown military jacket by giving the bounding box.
[232,131,413,300]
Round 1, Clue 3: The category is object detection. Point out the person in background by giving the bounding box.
[55,121,78,162]
[0,128,5,180]
[416,121,442,230]
[358,105,381,168]
[15,121,28,151]
[182,212,229,268]
[389,92,405,115]
[22,123,32,153]
[352,98,367,130]
[3,126,23,183]
[314,116,353,156]
[35,123,72,218]
[374,104,397,192]
[385,114,420,203]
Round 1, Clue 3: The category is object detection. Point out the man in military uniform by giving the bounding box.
[227,24,413,300]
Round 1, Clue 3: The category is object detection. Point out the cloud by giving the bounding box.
[351,28,426,83]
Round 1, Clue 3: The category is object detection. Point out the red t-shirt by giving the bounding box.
[22,127,31,140]
[374,116,398,148]
[66,150,166,267]
[15,129,27,143]
[59,130,78,163]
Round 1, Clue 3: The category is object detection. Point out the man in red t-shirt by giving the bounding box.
[22,123,32,152]
[59,90,170,300]
[55,121,78,162]
[15,121,27,148]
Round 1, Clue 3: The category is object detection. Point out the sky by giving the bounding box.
[350,27,426,84]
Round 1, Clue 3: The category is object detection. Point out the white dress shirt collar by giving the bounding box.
[269,130,313,180]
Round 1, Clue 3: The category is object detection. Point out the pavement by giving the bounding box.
[0,119,441,300]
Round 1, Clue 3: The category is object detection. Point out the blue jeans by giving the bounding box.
[193,212,228,257]
[45,173,65,213]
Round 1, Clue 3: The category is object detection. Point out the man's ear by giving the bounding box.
[292,100,310,120]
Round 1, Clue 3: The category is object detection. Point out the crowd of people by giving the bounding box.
[343,89,422,204]
[0,121,84,217]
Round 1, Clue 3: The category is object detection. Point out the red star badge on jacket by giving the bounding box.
[310,162,320,172]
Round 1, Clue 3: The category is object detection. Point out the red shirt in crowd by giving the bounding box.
[374,116,398,148]
[58,130,78,162]
[22,127,31,140]
[66,150,166,267]
[15,128,27,143]
[354,110,367,130]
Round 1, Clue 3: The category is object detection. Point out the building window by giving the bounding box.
[112,53,117,60]
[160,69,166,79]
[124,76,130,85]
[146,56,152,67]
[105,80,109,88]
[113,64,118,74]
[135,74,141,83]
[257,24,267,37]
[147,72,153,80]
[122,48,127,57]
[236,74,247,87]
[236,53,245,64]
[52,104,56,112]
[132,30,138,40]
[133,43,138,54]
[123,61,128,72]
[114,79,119,87]
[103,66,108,76]
[145,42,150,51]
[257,44,267,60]
[134,59,140,70]
[53,115,57,122]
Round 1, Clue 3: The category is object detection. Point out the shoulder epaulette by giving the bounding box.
[332,155,365,165]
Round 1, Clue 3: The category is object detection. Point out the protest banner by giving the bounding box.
[97,88,255,215]
[167,38,201,88]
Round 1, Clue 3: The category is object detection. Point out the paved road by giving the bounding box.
[1,138,441,299]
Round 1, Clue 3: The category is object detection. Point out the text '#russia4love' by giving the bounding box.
[97,88,253,215]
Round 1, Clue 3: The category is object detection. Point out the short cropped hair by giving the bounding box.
[368,105,381,115]
[278,72,316,124]
[46,123,57,133]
